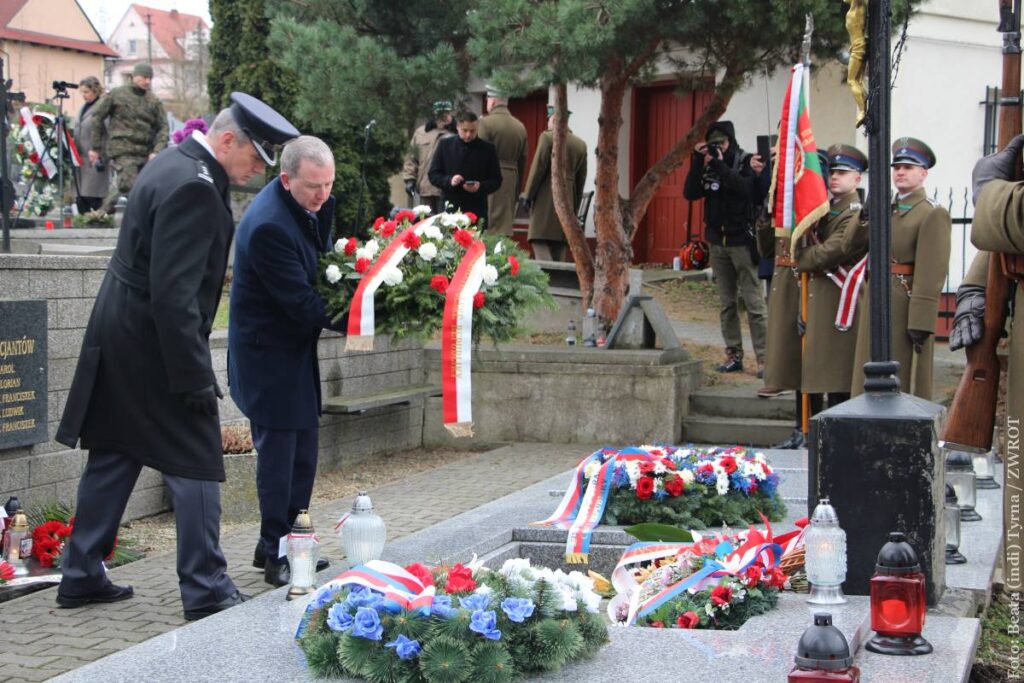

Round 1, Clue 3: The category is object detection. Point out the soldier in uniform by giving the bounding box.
[54,93,299,621]
[522,106,588,261]
[402,100,454,214]
[478,87,527,236]
[89,62,168,214]
[850,137,950,399]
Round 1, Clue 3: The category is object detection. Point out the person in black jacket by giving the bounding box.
[229,136,343,587]
[428,110,502,227]
[684,120,768,376]
[54,93,299,621]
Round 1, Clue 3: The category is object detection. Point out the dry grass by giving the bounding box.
[646,278,721,325]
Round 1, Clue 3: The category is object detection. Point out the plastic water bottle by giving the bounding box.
[583,308,597,347]
[566,319,577,346]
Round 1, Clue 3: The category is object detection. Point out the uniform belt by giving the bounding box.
[109,255,150,294]
[775,256,797,268]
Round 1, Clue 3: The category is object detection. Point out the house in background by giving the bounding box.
[105,3,209,117]
[0,0,117,111]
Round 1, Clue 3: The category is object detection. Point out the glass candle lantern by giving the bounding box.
[865,532,932,656]
[1,510,31,576]
[339,492,386,565]
[286,510,319,600]
[945,450,982,522]
[945,484,966,565]
[805,498,847,605]
[973,446,999,490]
[788,612,861,682]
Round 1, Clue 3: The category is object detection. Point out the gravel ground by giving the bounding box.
[118,447,483,557]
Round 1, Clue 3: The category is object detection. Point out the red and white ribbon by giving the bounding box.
[441,238,487,437]
[835,254,868,331]
[346,218,433,351]
[19,107,57,178]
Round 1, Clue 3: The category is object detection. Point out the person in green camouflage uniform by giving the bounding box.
[89,63,168,213]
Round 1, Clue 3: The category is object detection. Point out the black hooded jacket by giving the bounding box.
[683,120,760,246]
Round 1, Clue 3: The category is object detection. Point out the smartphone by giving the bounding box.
[756,135,772,162]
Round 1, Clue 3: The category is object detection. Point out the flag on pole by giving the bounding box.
[767,63,829,251]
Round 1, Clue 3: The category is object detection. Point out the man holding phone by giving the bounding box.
[428,111,502,227]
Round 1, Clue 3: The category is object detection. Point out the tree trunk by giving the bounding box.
[549,82,595,309]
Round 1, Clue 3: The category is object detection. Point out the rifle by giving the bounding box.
[941,0,1021,453]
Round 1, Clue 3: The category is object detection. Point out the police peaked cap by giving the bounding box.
[827,144,868,173]
[891,137,936,169]
[229,92,300,166]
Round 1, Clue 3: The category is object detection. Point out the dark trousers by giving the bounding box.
[76,196,103,214]
[251,423,319,565]
[59,450,236,610]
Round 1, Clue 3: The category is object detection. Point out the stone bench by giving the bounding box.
[322,383,441,414]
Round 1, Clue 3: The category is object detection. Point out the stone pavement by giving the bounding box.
[0,443,589,683]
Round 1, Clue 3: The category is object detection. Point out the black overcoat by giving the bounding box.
[427,135,502,226]
[55,136,233,481]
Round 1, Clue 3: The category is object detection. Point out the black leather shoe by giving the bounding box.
[254,544,329,572]
[56,582,134,608]
[183,590,251,621]
[265,561,290,588]
[772,429,806,450]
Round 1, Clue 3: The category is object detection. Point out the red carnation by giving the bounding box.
[638,461,655,476]
[664,475,684,497]
[402,231,421,249]
[473,291,485,309]
[767,567,787,589]
[697,463,714,476]
[373,216,386,232]
[636,476,655,500]
[0,560,14,582]
[344,238,358,255]
[355,257,371,274]
[718,456,738,474]
[454,229,473,248]
[742,566,762,588]
[444,563,476,594]
[464,211,478,225]
[711,584,733,607]
[395,209,416,224]
[660,458,677,471]
[404,562,435,589]
[507,255,520,275]
[430,275,450,294]
[676,611,700,629]
[381,221,398,238]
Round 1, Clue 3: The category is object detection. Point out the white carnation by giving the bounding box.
[382,267,403,286]
[580,589,602,613]
[653,462,667,475]
[412,204,433,217]
[438,213,459,228]
[355,247,372,261]
[422,224,443,241]
[482,264,499,286]
[417,243,438,261]
[455,213,470,228]
[325,264,342,284]
[681,469,695,484]
[494,241,504,254]
[364,239,380,257]
[334,238,347,253]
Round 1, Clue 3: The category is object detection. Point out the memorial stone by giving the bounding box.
[0,299,46,450]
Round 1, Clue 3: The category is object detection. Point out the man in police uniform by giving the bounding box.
[850,137,950,399]
[54,93,299,620]
[402,100,454,213]
[229,136,340,586]
[478,87,527,236]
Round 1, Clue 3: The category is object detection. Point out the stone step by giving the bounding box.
[689,382,797,420]
[682,415,795,448]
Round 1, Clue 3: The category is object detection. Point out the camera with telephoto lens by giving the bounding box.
[94,158,105,172]
[706,141,722,158]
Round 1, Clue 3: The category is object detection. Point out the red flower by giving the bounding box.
[381,221,397,238]
[507,256,520,275]
[710,585,733,607]
[650,621,665,628]
[344,238,358,255]
[664,475,684,497]
[355,257,371,274]
[767,567,788,589]
[638,461,655,476]
[32,536,61,568]
[742,566,762,588]
[718,456,738,474]
[402,231,421,250]
[660,457,677,471]
[473,291,485,309]
[404,562,435,589]
[430,275,450,294]
[444,563,477,594]
[395,209,416,224]
[373,216,386,232]
[0,560,14,582]
[676,611,700,629]
[697,463,714,476]
[464,211,478,225]
[454,229,473,248]
[636,476,655,500]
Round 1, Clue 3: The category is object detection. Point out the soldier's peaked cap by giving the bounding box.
[229,92,300,167]
[827,144,868,173]
[891,137,936,169]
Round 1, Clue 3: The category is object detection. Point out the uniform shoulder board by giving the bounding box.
[196,160,214,184]
[849,202,862,211]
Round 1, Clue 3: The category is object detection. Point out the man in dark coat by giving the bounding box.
[228,136,342,587]
[428,110,502,227]
[54,93,299,620]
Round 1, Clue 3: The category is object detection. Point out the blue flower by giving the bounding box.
[350,606,383,641]
[430,595,458,619]
[312,586,342,610]
[460,591,491,612]
[346,587,384,610]
[469,609,502,640]
[326,603,354,632]
[385,634,422,660]
[500,597,535,623]
[761,473,780,497]
[611,465,630,488]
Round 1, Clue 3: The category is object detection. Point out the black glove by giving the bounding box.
[948,284,986,351]
[517,194,532,213]
[404,180,416,196]
[972,134,1024,205]
[182,384,220,416]
[907,329,931,354]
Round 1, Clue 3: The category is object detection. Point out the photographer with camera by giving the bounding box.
[684,121,768,376]
[74,76,109,214]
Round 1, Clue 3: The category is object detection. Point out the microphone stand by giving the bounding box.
[353,119,375,234]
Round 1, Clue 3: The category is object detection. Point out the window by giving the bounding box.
[128,39,137,55]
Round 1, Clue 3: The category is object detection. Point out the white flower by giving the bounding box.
[325,264,342,284]
[334,238,348,253]
[482,265,499,286]
[580,589,601,613]
[653,462,667,475]
[680,469,695,485]
[382,267,403,286]
[437,213,459,228]
[556,586,578,612]
[364,239,380,257]
[716,474,730,496]
[494,241,504,254]
[422,224,443,241]
[500,558,532,576]
[455,213,470,228]
[417,243,438,261]
[412,204,433,216]
[705,602,716,616]
[355,247,372,261]
[624,461,641,486]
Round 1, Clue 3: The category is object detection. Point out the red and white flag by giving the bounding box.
[441,239,487,437]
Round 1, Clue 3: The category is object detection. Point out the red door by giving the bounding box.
[504,91,549,252]
[631,84,712,264]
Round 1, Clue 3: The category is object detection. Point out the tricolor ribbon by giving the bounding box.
[345,218,434,351]
[835,254,868,331]
[440,238,487,437]
[19,107,57,178]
